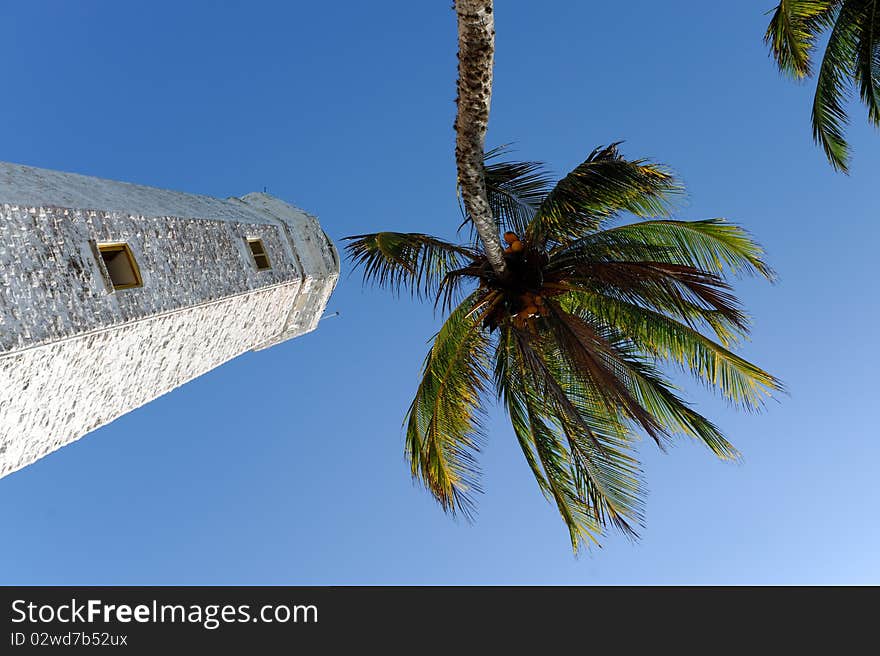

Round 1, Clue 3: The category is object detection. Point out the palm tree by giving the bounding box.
[345,144,783,552]
[765,1,880,172]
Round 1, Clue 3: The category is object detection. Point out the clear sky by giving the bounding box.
[1,1,877,585]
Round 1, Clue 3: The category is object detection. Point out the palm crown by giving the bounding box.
[765,0,880,172]
[345,144,782,552]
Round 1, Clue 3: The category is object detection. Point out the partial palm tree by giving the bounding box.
[345,145,783,551]
[765,0,880,172]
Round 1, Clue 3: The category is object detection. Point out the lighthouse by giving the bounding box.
[0,162,339,478]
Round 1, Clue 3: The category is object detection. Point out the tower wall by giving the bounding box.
[0,162,339,478]
[0,283,299,478]
[0,204,303,353]
[238,193,340,348]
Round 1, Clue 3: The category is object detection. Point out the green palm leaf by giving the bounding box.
[765,1,880,170]
[495,325,604,549]
[526,143,681,247]
[566,290,783,410]
[502,324,646,550]
[405,292,492,518]
[548,302,745,460]
[812,2,862,171]
[765,0,841,78]
[542,301,667,444]
[550,259,749,335]
[343,232,479,299]
[619,357,742,461]
[855,0,880,124]
[586,219,775,281]
[482,146,555,237]
[456,147,555,244]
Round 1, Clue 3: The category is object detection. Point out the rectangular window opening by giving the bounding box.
[97,242,142,290]
[247,238,272,271]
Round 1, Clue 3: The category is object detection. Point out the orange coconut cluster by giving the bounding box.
[502,232,549,324]
[516,290,547,318]
[503,231,525,254]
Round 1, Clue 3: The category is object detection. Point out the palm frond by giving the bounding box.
[495,325,603,549]
[494,325,552,496]
[566,290,783,410]
[434,263,486,314]
[548,300,749,460]
[457,146,555,245]
[575,219,776,281]
[765,0,841,78]
[540,332,650,536]
[618,357,743,461]
[526,143,681,248]
[507,324,646,548]
[404,292,491,519]
[855,0,880,124]
[812,4,862,172]
[543,301,668,445]
[343,232,479,299]
[549,259,749,334]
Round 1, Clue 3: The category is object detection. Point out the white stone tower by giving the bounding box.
[0,162,339,478]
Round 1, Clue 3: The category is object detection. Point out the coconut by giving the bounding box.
[503,231,519,245]
[510,240,524,253]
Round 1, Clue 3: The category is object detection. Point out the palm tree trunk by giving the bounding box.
[454,0,507,278]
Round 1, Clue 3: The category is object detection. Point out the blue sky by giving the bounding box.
[1,1,877,584]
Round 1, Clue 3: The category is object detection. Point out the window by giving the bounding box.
[97,242,142,290]
[247,238,272,270]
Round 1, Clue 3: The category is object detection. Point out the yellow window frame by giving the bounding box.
[246,238,272,271]
[97,242,143,290]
